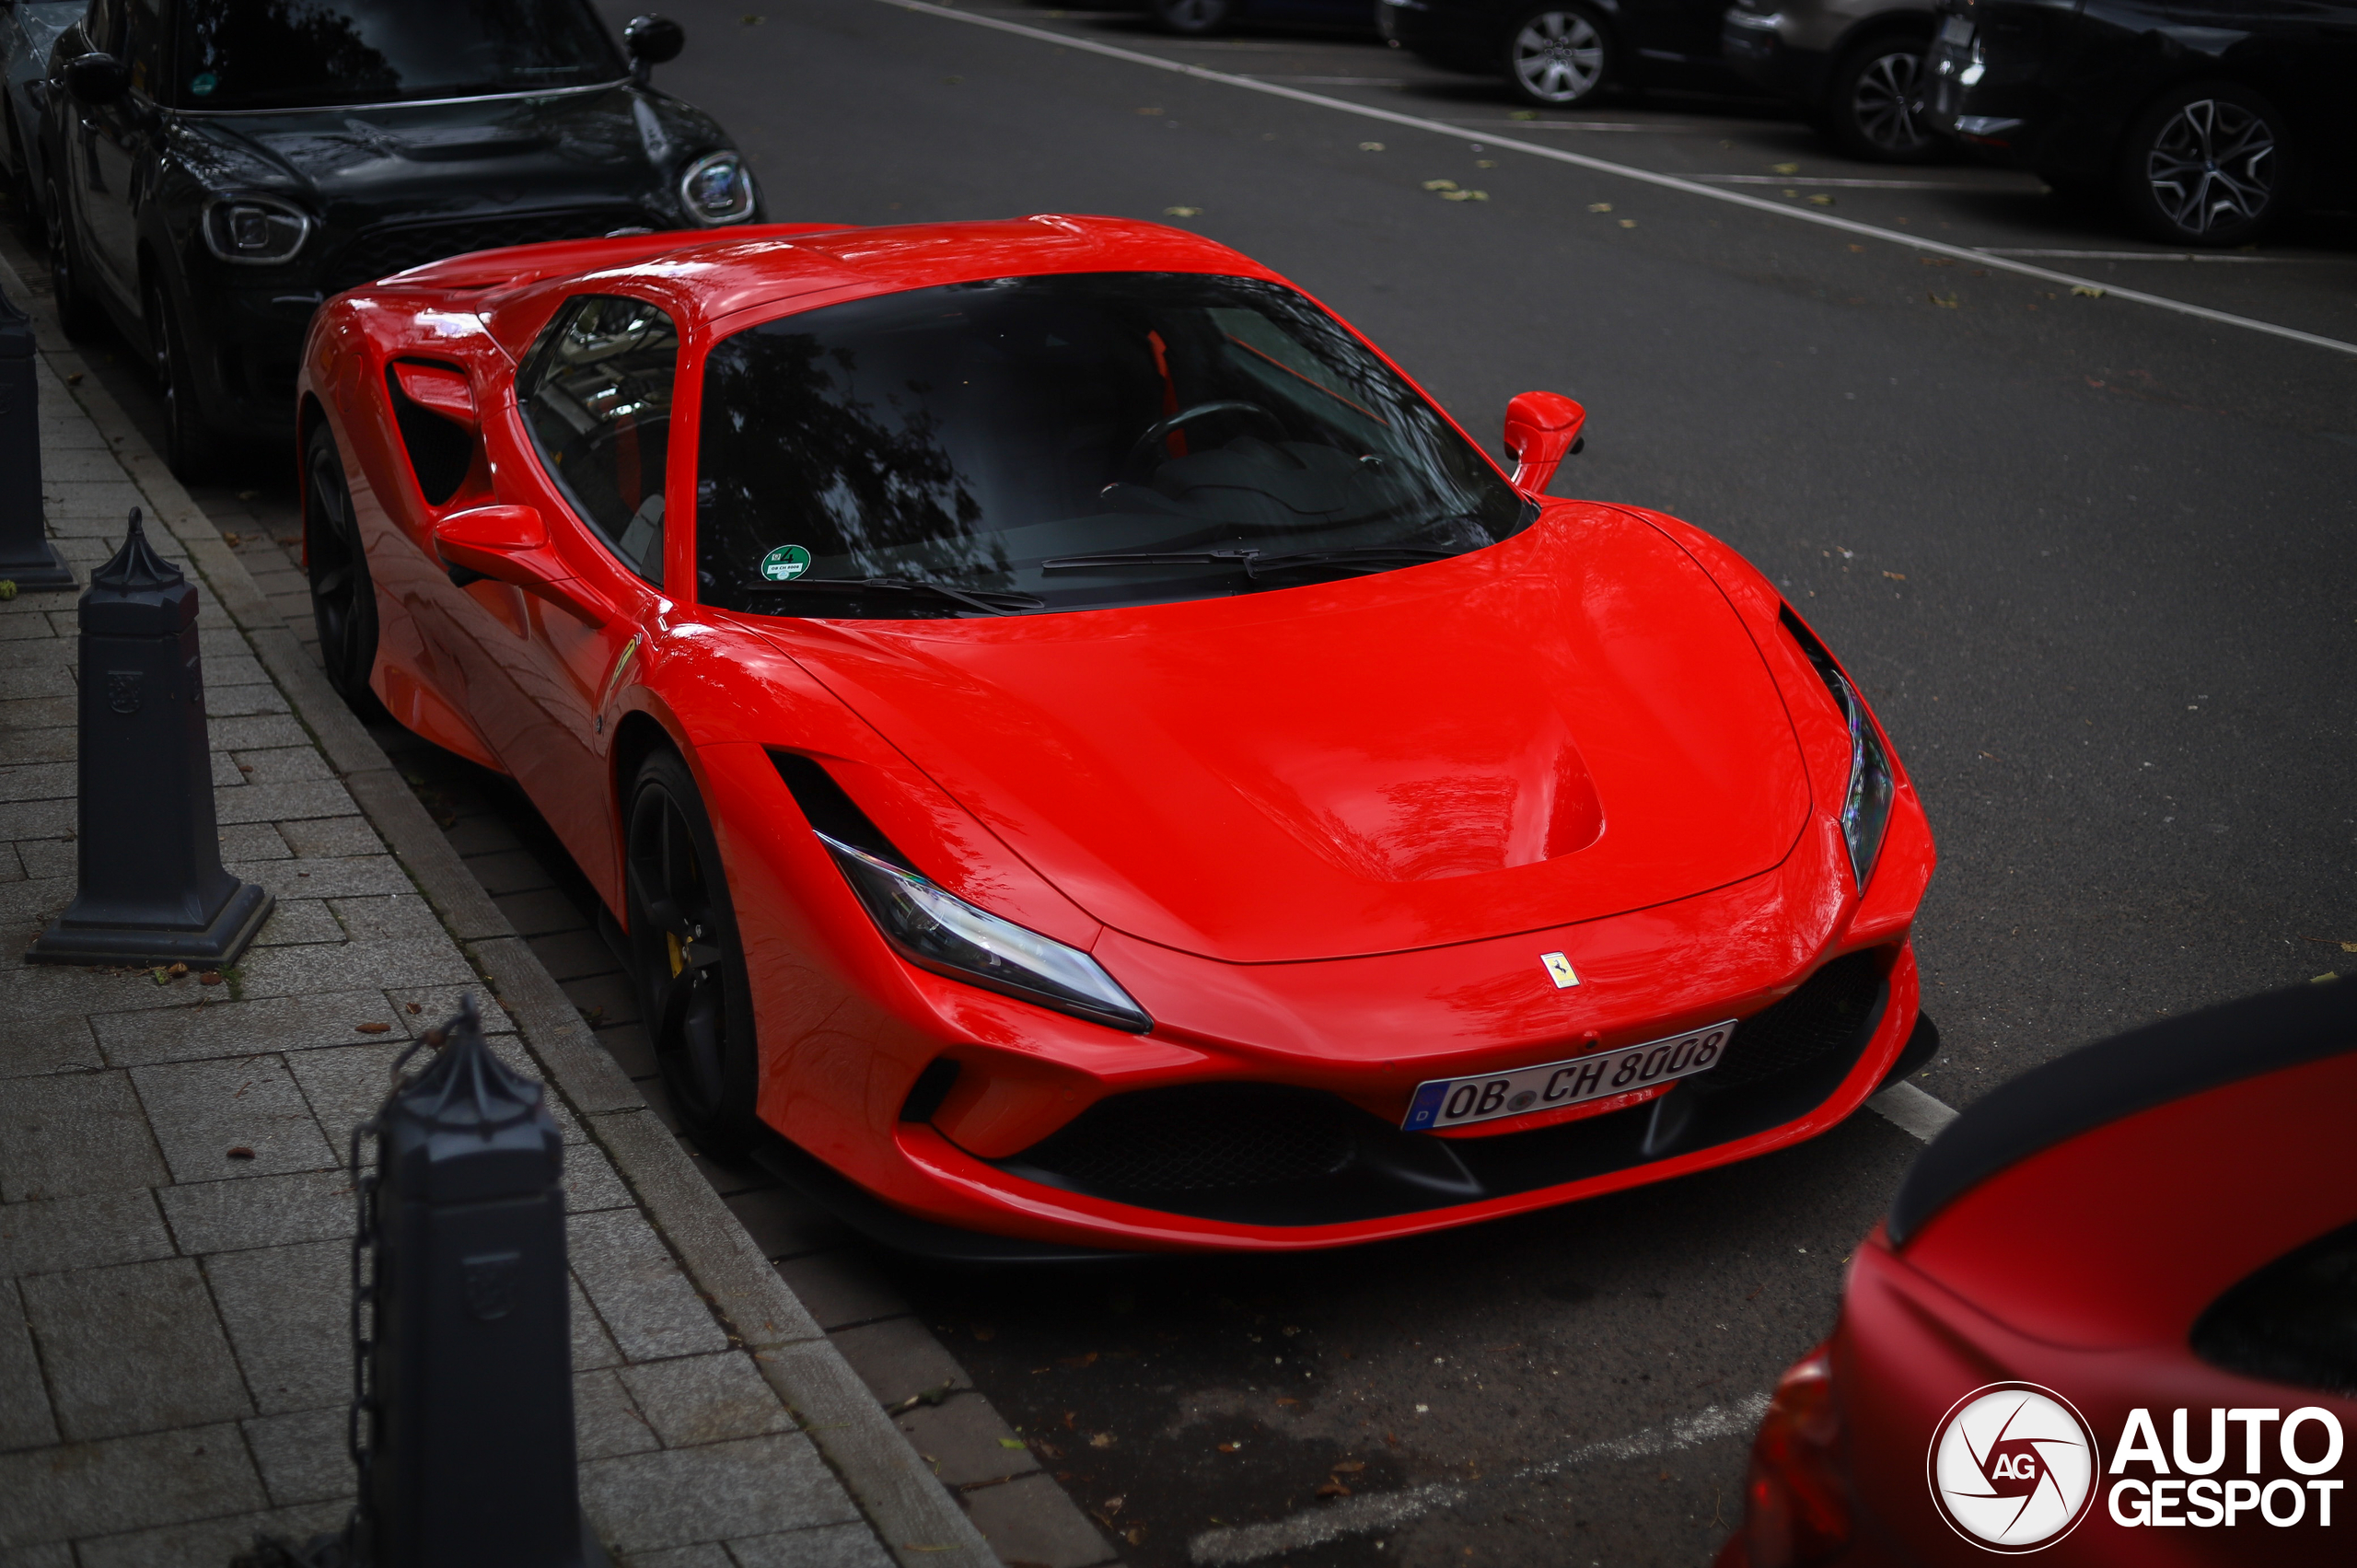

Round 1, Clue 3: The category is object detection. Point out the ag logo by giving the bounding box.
[760,543,812,581]
[1929,1383,2100,1552]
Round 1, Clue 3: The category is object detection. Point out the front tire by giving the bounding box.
[1825,37,1934,163]
[625,749,762,1162]
[1504,6,1613,109]
[303,423,385,720]
[2119,82,2287,247]
[1151,0,1233,33]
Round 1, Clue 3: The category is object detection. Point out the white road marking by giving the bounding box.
[874,0,2357,358]
[1976,247,2333,263]
[1187,1393,1773,1564]
[1870,1081,1959,1142]
[1695,174,2032,190]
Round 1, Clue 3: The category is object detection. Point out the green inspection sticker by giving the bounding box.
[760,544,812,582]
[190,72,217,96]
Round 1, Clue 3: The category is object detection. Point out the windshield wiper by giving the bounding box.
[1039,545,1457,578]
[741,576,1045,615]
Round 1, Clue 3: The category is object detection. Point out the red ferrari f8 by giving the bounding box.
[299,215,1935,1255]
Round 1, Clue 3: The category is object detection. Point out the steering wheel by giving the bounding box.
[1120,400,1284,482]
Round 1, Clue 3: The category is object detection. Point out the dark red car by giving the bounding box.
[1725,979,2356,1566]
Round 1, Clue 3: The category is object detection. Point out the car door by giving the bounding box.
[426,292,678,893]
[69,0,165,306]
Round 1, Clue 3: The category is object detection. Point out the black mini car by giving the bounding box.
[1919,0,2357,245]
[40,0,761,475]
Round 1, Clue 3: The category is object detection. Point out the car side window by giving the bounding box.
[520,295,677,587]
[123,0,165,100]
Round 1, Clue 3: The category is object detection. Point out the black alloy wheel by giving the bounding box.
[145,280,214,482]
[303,423,386,719]
[1151,0,1234,33]
[2121,82,2286,247]
[625,749,762,1161]
[42,179,100,338]
[1827,38,1934,163]
[1505,5,1613,109]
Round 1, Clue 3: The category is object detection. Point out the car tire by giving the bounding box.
[4,109,35,232]
[303,422,387,720]
[1151,0,1233,34]
[1504,5,1614,109]
[145,279,215,483]
[624,748,763,1163]
[2118,80,2288,248]
[42,179,101,339]
[1825,36,1935,163]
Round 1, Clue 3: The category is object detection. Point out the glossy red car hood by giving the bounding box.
[765,504,1811,963]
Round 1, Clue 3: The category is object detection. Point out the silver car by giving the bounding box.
[1720,0,1937,162]
[1,0,83,223]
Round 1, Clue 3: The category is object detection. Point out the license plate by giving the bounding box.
[1402,1022,1736,1132]
[1939,14,1974,43]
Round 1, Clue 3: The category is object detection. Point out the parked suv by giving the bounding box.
[1721,0,1939,161]
[40,0,761,476]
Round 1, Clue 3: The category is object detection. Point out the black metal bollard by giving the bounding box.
[351,995,605,1568]
[0,279,75,592]
[29,509,273,966]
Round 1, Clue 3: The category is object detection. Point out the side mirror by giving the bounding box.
[1503,390,1586,495]
[623,15,686,83]
[63,52,130,107]
[433,505,610,626]
[392,361,477,435]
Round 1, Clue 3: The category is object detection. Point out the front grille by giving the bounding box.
[1710,950,1887,1090]
[325,207,660,294]
[1017,1085,1361,1195]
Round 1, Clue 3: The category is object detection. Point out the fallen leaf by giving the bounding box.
[226,1146,256,1161]
[998,1437,1028,1449]
[1386,1432,1399,1445]
[1421,179,1458,192]
[742,12,765,22]
[200,971,223,985]
[223,533,243,547]
[1476,159,1496,168]
[1806,194,1835,206]
[355,1022,392,1035]
[1334,1460,1366,1472]
[1317,1481,1353,1498]
[66,372,84,385]
[2314,972,2339,984]
[168,962,189,977]
[1137,106,1163,115]
[1920,256,1957,267]
[2071,285,2105,298]
[1359,141,1384,152]
[1059,1352,1098,1368]
[405,1002,422,1014]
[1928,292,1959,308]
[1091,1433,1116,1448]
[1062,1411,1077,1430]
[1587,202,1612,214]
[1883,570,1906,581]
[1771,162,1799,174]
[1848,243,1865,252]
[1439,190,1487,203]
[1216,1441,1240,1453]
[1509,109,1538,121]
[1101,1497,1125,1516]
[1275,1396,1300,1406]
[1125,1527,1146,1547]
[1164,205,1202,217]
[1782,188,1798,197]
[1619,219,1637,228]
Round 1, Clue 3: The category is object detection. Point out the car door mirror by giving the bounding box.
[432,505,610,626]
[623,14,686,83]
[1503,390,1586,495]
[63,52,129,107]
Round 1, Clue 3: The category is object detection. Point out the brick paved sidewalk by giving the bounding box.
[0,296,946,1565]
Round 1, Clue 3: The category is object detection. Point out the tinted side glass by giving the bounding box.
[2191,1219,2357,1397]
[174,0,623,110]
[123,0,165,99]
[521,295,676,587]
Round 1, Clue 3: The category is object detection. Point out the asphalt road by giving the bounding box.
[33,4,2357,1562]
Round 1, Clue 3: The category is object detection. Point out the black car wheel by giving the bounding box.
[145,280,214,482]
[1505,6,1612,109]
[303,423,385,718]
[42,179,100,339]
[1826,38,1934,163]
[625,749,762,1162]
[1151,0,1234,33]
[2120,82,2286,247]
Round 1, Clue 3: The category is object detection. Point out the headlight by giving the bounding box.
[817,832,1152,1032]
[679,150,757,226]
[1781,608,1895,890]
[200,194,312,264]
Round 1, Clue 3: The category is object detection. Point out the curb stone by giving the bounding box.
[0,238,999,1568]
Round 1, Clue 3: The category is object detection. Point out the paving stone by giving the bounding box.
[215,822,290,862]
[0,668,71,702]
[92,990,402,1067]
[691,1156,781,1202]
[399,987,518,1040]
[442,816,525,857]
[958,1473,1117,1568]
[580,1433,857,1554]
[495,888,592,937]
[239,1406,352,1506]
[205,654,267,689]
[617,1354,793,1447]
[469,848,556,897]
[330,893,448,945]
[228,747,329,784]
[0,1423,264,1548]
[21,1259,252,1440]
[0,967,198,1029]
[0,1541,75,1568]
[157,1169,354,1256]
[212,751,248,790]
[204,1240,347,1415]
[725,1523,896,1568]
[234,935,475,998]
[532,927,627,983]
[210,782,352,830]
[599,1021,659,1080]
[0,727,74,764]
[0,1278,61,1453]
[565,972,641,1028]
[225,854,412,901]
[71,1498,349,1568]
[568,1209,730,1365]
[131,1057,335,1183]
[0,1073,168,1202]
[0,1191,173,1279]
[0,762,75,803]
[722,1189,846,1263]
[827,1317,972,1410]
[567,1140,634,1214]
[0,797,74,840]
[206,713,312,753]
[0,875,71,925]
[576,1368,659,1461]
[627,1545,733,1568]
[891,1393,1040,1490]
[274,816,386,858]
[284,1043,414,1152]
[573,1274,625,1372]
[0,697,74,730]
[250,900,344,948]
[11,838,73,880]
[772,1252,910,1332]
[0,1015,102,1080]
[203,685,292,719]
[0,842,22,880]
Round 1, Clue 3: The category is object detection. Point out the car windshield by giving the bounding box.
[694,272,1529,617]
[173,0,623,110]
